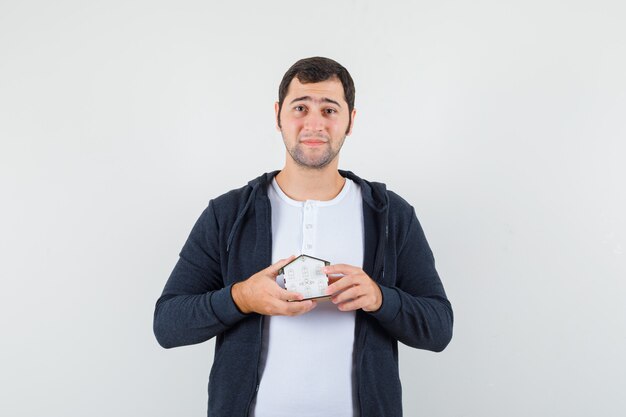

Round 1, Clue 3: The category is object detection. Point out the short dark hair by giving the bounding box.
[277,57,355,128]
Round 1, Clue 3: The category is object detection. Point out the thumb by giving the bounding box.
[266,255,297,277]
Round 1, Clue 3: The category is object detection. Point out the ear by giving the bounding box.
[346,108,357,136]
[274,102,281,131]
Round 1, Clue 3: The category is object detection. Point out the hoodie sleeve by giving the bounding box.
[368,207,453,352]
[153,201,248,349]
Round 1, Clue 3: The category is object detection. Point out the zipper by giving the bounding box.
[244,191,272,416]
[356,203,388,416]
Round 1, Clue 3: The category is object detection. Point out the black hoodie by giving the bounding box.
[154,170,453,417]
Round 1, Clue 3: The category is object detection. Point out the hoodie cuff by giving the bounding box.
[368,285,401,323]
[209,283,248,327]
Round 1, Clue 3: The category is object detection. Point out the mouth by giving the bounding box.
[300,139,327,147]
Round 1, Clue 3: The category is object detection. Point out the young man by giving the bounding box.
[154,57,453,417]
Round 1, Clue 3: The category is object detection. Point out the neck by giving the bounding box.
[275,156,345,201]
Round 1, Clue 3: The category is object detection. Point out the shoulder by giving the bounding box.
[210,183,255,216]
[342,170,412,213]
[386,189,414,217]
[210,171,275,216]
[348,170,417,228]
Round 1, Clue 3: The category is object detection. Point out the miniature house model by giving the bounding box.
[279,254,330,300]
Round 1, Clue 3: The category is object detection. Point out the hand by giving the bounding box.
[324,264,382,312]
[232,256,317,316]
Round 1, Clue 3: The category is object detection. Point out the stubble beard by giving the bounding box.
[284,133,346,170]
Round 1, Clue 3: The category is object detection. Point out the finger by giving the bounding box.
[326,275,360,295]
[277,288,304,302]
[331,285,362,305]
[324,264,361,275]
[267,255,297,276]
[282,299,316,316]
[336,297,366,312]
[327,275,344,285]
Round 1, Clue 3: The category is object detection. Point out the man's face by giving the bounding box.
[275,77,355,170]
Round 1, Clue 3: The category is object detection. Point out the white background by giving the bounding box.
[1,1,625,416]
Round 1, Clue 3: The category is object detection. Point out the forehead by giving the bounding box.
[284,77,346,105]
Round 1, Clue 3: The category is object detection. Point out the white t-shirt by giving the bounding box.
[250,177,364,417]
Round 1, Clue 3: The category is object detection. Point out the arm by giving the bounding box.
[153,202,317,349]
[153,202,246,349]
[326,208,453,352]
[369,208,453,351]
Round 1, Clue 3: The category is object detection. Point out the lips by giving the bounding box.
[300,138,327,146]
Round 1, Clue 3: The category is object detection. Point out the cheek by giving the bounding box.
[284,118,304,133]
[329,118,349,134]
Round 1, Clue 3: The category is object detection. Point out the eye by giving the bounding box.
[294,105,306,112]
[324,108,337,115]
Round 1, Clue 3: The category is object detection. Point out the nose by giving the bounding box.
[303,110,325,132]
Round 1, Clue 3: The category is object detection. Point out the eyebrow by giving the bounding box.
[289,96,342,108]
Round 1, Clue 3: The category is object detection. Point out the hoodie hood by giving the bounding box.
[246,170,388,211]
[228,170,388,252]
